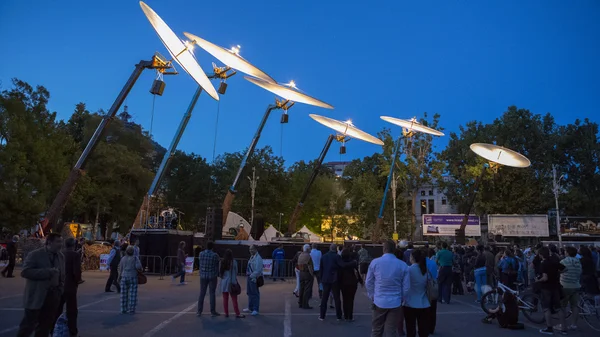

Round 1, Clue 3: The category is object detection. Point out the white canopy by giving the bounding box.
[296,225,322,243]
[259,225,282,242]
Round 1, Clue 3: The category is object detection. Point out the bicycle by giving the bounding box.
[481,281,544,324]
[564,291,600,332]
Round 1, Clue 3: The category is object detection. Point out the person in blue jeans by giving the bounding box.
[436,241,454,304]
[272,244,285,281]
[197,241,220,316]
[244,245,263,316]
[474,245,488,303]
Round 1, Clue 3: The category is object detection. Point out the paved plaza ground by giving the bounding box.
[0,270,596,336]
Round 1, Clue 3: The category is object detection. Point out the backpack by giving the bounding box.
[505,257,517,275]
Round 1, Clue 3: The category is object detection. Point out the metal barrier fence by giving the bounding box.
[157,257,299,279]
[139,255,162,275]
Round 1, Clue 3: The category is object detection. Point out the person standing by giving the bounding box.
[272,244,286,281]
[319,244,356,321]
[17,233,64,337]
[220,249,245,318]
[292,249,302,297]
[358,244,371,282]
[297,244,314,309]
[171,241,188,285]
[497,249,518,290]
[473,245,488,303]
[579,246,600,295]
[426,248,439,335]
[133,239,140,259]
[403,243,414,266]
[554,246,582,331]
[105,240,121,293]
[197,241,220,317]
[339,248,363,321]
[54,238,82,336]
[118,246,142,314]
[536,247,567,335]
[435,242,453,304]
[310,243,323,299]
[244,245,263,316]
[483,245,496,286]
[404,249,431,337]
[367,240,410,337]
[1,234,18,278]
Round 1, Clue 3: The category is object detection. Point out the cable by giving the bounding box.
[150,94,156,136]
[212,99,220,162]
[280,122,283,157]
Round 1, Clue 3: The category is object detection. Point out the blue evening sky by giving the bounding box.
[1,0,598,166]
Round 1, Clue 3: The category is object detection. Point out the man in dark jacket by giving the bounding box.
[54,238,82,337]
[1,235,18,278]
[319,244,357,321]
[105,240,121,292]
[17,233,65,337]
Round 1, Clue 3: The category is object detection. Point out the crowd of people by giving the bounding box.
[7,232,600,337]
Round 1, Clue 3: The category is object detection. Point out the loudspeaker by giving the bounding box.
[150,79,166,96]
[205,207,223,241]
[251,214,265,240]
[218,82,228,95]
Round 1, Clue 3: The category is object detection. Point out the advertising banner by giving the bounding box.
[99,254,109,271]
[488,214,549,237]
[185,257,194,274]
[262,259,273,276]
[423,214,481,236]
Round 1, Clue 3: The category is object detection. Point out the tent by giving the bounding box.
[259,225,282,242]
[295,225,322,243]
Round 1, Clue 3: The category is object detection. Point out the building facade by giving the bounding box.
[323,161,351,177]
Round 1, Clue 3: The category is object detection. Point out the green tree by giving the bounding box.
[0,79,76,232]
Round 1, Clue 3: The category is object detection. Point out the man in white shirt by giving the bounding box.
[366,240,410,337]
[310,244,323,299]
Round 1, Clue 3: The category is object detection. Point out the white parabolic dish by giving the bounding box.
[380,116,445,136]
[183,32,276,84]
[309,114,384,146]
[244,76,333,109]
[470,143,531,168]
[140,1,219,101]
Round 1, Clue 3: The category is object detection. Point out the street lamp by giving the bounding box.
[247,167,259,226]
[552,164,565,247]
[278,212,284,232]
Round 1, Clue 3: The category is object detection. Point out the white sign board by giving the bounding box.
[262,259,273,276]
[488,214,549,237]
[185,257,194,274]
[99,254,109,271]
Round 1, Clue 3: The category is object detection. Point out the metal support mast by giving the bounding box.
[43,58,168,233]
[288,134,335,233]
[247,166,259,227]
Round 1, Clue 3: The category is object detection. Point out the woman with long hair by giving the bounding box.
[579,246,600,295]
[220,249,245,318]
[404,249,431,337]
[118,246,142,314]
[339,248,363,321]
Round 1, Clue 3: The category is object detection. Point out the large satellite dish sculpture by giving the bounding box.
[221,76,333,226]
[40,1,204,234]
[132,6,276,229]
[287,114,384,233]
[455,143,530,243]
[374,116,444,241]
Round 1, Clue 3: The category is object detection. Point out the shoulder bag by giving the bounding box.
[426,271,438,302]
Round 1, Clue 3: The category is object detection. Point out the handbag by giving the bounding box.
[256,276,264,288]
[230,282,242,295]
[137,270,147,285]
[426,271,438,302]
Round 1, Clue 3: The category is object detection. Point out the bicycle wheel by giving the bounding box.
[521,292,545,324]
[582,297,600,332]
[481,288,502,315]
